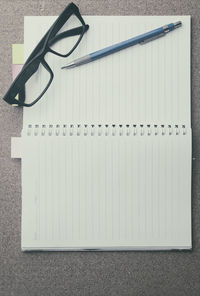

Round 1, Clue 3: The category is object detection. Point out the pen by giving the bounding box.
[61,21,182,69]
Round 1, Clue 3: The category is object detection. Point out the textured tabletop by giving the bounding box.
[0,0,200,295]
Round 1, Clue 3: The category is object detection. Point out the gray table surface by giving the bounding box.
[0,0,200,295]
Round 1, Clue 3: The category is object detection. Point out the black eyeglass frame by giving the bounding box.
[3,2,89,107]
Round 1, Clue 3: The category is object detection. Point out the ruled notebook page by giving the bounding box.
[21,15,191,250]
[23,16,191,127]
[22,129,191,250]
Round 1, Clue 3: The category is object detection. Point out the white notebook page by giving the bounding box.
[22,129,191,250]
[21,15,191,250]
[23,16,191,127]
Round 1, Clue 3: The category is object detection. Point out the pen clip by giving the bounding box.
[139,32,165,45]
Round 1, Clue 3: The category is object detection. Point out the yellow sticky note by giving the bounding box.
[12,44,24,64]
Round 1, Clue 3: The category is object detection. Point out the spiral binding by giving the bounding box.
[25,124,187,136]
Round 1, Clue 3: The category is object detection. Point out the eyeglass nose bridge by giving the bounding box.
[25,58,41,76]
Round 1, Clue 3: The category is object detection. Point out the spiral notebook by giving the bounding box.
[20,15,191,250]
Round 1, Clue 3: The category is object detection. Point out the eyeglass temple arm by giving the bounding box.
[48,25,89,47]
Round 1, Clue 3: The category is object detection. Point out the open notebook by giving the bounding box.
[19,15,191,250]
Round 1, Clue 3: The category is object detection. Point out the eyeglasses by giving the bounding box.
[3,2,89,107]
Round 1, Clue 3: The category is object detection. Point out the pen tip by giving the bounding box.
[61,62,76,69]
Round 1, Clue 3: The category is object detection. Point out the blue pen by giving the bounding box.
[61,21,182,69]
